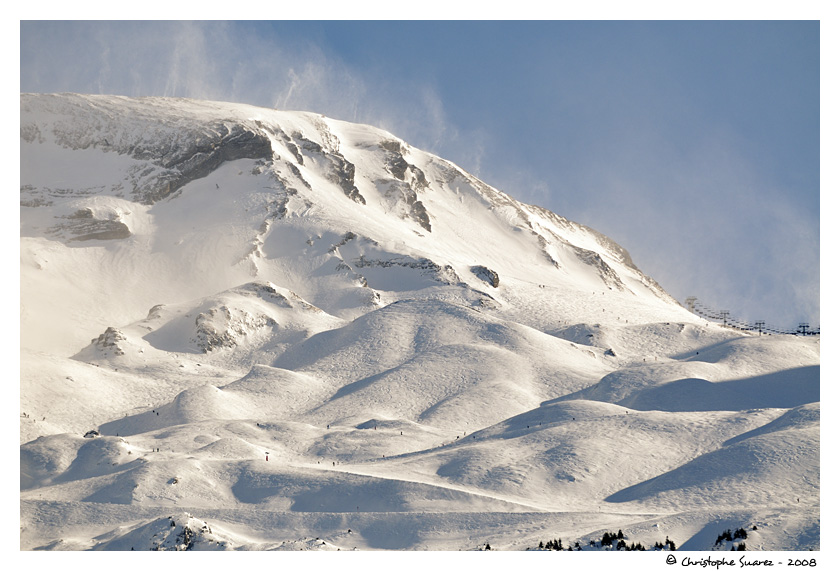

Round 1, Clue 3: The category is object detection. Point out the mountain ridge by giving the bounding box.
[20,93,819,551]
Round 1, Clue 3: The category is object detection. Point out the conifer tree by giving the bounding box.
[616,539,627,550]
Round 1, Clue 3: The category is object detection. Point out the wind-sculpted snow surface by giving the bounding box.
[20,94,819,551]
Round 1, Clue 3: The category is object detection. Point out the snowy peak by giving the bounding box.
[19,93,659,286]
[21,93,688,355]
[20,94,818,552]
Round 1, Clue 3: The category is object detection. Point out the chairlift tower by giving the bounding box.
[684,297,697,313]
[720,310,730,327]
[798,323,809,336]
[755,321,765,336]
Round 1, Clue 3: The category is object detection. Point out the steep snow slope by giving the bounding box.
[20,94,819,552]
[20,93,688,355]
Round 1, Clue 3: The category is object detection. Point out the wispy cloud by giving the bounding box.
[566,119,820,329]
[21,21,461,155]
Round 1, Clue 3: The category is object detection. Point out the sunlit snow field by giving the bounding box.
[20,94,819,552]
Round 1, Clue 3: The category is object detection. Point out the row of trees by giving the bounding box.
[715,527,752,551]
[715,527,749,544]
[535,529,676,551]
[529,524,755,552]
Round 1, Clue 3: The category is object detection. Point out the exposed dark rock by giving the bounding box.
[380,139,429,192]
[27,106,276,204]
[288,163,312,189]
[144,513,222,551]
[192,306,278,353]
[137,124,274,204]
[329,156,365,204]
[20,185,53,207]
[471,265,500,288]
[526,203,675,301]
[285,142,305,166]
[68,223,131,242]
[50,208,132,242]
[292,132,365,204]
[329,231,358,253]
[145,305,166,321]
[528,233,560,268]
[354,255,462,285]
[295,134,324,154]
[569,244,626,290]
[407,164,430,190]
[379,140,404,153]
[90,327,127,356]
[376,177,432,232]
[20,198,52,207]
[410,200,432,232]
[236,282,293,307]
[385,150,410,180]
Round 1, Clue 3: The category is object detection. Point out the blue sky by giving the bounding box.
[19,20,820,329]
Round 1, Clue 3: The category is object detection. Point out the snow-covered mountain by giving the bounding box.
[20,94,819,551]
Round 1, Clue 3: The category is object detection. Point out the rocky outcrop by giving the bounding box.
[146,513,226,551]
[376,179,432,232]
[52,208,132,241]
[354,255,462,285]
[139,124,273,203]
[568,244,626,291]
[20,94,275,204]
[378,140,431,231]
[289,131,366,205]
[471,265,500,288]
[89,327,127,356]
[192,306,277,353]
